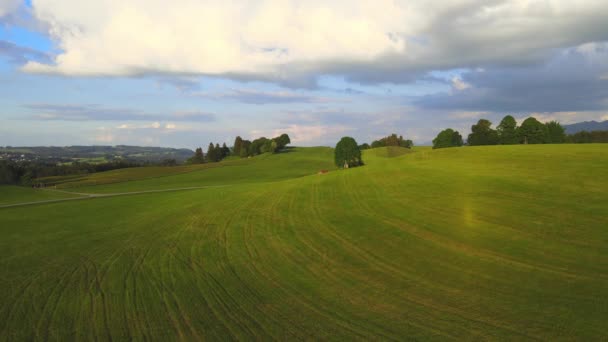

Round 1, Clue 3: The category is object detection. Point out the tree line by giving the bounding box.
[334,133,414,169]
[432,115,571,149]
[566,130,608,143]
[0,159,150,186]
[358,133,414,150]
[186,133,291,164]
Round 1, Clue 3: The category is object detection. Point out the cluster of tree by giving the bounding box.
[188,133,291,163]
[233,133,291,158]
[358,134,414,150]
[432,129,464,149]
[566,130,608,143]
[433,115,568,149]
[0,159,146,186]
[335,137,363,168]
[187,143,231,164]
[467,116,566,145]
[368,134,414,149]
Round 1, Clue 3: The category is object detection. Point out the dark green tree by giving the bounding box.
[207,143,217,162]
[187,147,205,164]
[433,128,463,149]
[517,117,548,144]
[468,119,498,145]
[240,140,252,157]
[276,134,291,149]
[221,143,230,158]
[497,115,518,144]
[334,137,362,168]
[233,136,243,156]
[359,143,371,150]
[371,140,384,148]
[546,121,566,143]
[249,137,269,156]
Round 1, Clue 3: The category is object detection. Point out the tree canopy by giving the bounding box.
[468,119,498,146]
[369,134,413,149]
[546,121,566,143]
[497,115,518,144]
[335,137,363,168]
[187,147,205,164]
[433,129,463,149]
[517,117,548,144]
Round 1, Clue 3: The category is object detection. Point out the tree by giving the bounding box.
[240,140,252,157]
[250,137,269,156]
[270,140,278,153]
[546,121,566,143]
[497,115,518,144]
[334,137,362,168]
[233,136,243,156]
[221,143,230,158]
[371,140,384,148]
[187,147,205,164]
[207,143,217,162]
[401,139,413,149]
[276,134,291,149]
[433,128,463,149]
[517,117,548,144]
[468,119,498,145]
[359,143,371,150]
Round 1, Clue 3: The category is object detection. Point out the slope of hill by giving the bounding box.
[563,120,608,134]
[0,145,607,340]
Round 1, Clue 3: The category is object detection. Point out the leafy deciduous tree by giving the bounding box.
[497,115,518,145]
[433,128,463,149]
[546,121,566,143]
[468,119,498,146]
[334,137,363,168]
[517,117,548,144]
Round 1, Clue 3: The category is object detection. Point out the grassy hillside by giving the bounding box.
[47,147,335,194]
[0,145,607,340]
[0,186,83,206]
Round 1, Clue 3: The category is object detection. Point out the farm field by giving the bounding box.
[1,145,607,340]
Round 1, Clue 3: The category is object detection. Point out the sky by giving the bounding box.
[1,0,608,149]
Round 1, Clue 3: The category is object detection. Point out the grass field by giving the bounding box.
[1,145,607,340]
[0,186,83,206]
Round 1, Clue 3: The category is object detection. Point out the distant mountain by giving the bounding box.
[0,145,194,163]
[563,120,608,134]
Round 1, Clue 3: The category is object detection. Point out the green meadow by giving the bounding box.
[1,145,607,340]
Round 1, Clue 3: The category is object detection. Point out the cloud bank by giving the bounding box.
[22,0,608,86]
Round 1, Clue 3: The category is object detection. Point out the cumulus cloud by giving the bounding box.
[21,0,608,86]
[0,0,19,18]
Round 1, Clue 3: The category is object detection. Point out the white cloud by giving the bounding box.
[269,124,352,144]
[451,77,471,91]
[22,0,608,84]
[0,0,19,17]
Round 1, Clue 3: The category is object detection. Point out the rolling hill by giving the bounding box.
[0,145,607,340]
[563,120,608,134]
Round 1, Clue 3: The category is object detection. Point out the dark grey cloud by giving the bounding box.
[414,45,608,112]
[24,103,215,122]
[0,40,50,65]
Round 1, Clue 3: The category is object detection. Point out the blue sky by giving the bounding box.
[1,1,608,148]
